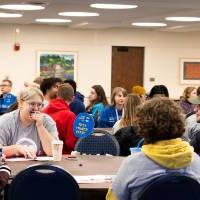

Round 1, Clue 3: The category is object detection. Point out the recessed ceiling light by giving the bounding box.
[90,3,137,9]
[58,12,99,17]
[166,17,200,22]
[0,4,45,10]
[132,22,167,27]
[36,18,72,23]
[0,12,22,18]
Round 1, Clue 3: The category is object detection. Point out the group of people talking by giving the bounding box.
[0,77,200,199]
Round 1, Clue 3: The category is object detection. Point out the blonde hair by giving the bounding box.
[182,87,196,100]
[18,87,44,102]
[111,87,127,105]
[120,94,141,127]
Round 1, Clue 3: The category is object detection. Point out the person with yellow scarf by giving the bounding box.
[107,97,200,200]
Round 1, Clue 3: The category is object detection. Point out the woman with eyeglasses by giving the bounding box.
[0,87,58,158]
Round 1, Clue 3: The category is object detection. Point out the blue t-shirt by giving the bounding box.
[0,93,16,114]
[98,105,123,128]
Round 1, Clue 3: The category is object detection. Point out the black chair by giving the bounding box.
[8,164,80,200]
[138,173,200,200]
[75,129,120,156]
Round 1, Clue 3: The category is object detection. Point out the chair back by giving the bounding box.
[8,164,80,200]
[138,173,200,200]
[75,129,120,156]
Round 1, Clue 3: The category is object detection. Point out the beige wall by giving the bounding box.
[1,24,200,99]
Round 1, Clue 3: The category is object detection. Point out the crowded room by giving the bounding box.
[0,0,200,199]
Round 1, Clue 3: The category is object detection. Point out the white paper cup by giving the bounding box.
[129,147,141,155]
[52,140,63,161]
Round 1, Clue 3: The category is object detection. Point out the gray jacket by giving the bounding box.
[111,152,200,200]
[184,114,200,141]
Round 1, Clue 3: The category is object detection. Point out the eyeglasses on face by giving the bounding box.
[26,101,44,109]
[0,84,11,87]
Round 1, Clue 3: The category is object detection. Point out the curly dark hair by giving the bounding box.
[136,97,185,144]
[40,77,62,95]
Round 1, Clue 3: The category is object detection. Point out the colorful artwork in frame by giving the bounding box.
[180,58,200,84]
[37,51,77,80]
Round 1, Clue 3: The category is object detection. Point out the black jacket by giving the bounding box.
[114,126,143,156]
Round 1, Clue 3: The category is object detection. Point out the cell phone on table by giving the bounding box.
[65,155,77,160]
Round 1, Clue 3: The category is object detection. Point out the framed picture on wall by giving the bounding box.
[180,58,200,84]
[37,51,78,80]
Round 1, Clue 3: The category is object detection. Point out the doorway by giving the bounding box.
[111,46,144,93]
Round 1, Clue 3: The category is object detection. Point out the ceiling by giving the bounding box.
[1,0,200,32]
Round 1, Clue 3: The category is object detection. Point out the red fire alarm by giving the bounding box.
[14,43,20,51]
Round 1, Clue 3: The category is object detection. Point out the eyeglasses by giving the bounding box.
[0,84,11,87]
[26,101,44,109]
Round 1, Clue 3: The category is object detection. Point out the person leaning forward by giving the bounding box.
[0,87,58,158]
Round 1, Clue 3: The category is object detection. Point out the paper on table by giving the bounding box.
[35,157,53,161]
[6,157,34,162]
[6,156,54,162]
[74,175,115,184]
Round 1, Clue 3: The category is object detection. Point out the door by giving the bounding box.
[111,46,144,93]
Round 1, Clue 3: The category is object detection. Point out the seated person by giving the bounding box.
[64,79,84,103]
[184,113,199,141]
[64,79,85,115]
[113,94,141,134]
[43,83,77,154]
[40,77,63,108]
[86,85,108,127]
[99,87,127,128]
[114,126,143,156]
[185,95,200,154]
[190,130,200,155]
[148,84,169,99]
[107,97,200,200]
[132,85,147,103]
[180,87,196,114]
[184,95,200,141]
[0,87,58,158]
[0,79,16,115]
